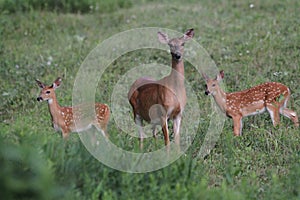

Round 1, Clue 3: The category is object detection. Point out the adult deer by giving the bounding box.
[36,77,110,139]
[128,28,194,149]
[203,70,299,136]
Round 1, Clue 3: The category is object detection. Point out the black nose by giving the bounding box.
[175,54,181,60]
[205,91,210,95]
[37,97,43,101]
[172,53,181,60]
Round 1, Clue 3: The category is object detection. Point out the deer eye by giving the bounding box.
[46,91,51,94]
[212,84,216,87]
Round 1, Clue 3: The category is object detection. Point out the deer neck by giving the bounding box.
[164,59,186,107]
[171,59,184,76]
[47,96,62,123]
[168,59,185,87]
[212,88,227,113]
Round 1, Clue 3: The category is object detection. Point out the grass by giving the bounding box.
[0,0,300,199]
[0,0,132,14]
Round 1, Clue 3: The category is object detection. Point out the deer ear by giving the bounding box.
[219,70,224,79]
[202,73,209,81]
[216,70,224,81]
[157,31,169,44]
[52,77,62,89]
[36,79,45,88]
[183,28,194,41]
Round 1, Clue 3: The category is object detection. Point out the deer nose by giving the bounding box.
[172,52,181,60]
[205,90,210,95]
[37,97,43,101]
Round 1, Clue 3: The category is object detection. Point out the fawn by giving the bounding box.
[128,29,194,148]
[36,77,110,139]
[203,70,299,136]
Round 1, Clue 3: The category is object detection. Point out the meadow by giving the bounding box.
[0,0,299,199]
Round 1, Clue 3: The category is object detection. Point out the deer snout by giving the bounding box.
[37,97,43,101]
[205,89,210,95]
[172,52,181,60]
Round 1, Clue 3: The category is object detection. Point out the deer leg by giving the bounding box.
[161,116,170,146]
[152,125,158,148]
[281,108,299,127]
[266,104,280,127]
[89,122,108,146]
[152,125,157,138]
[173,116,181,146]
[278,95,299,127]
[94,123,108,138]
[101,122,108,137]
[62,130,69,140]
[135,115,145,149]
[88,129,99,146]
[232,116,243,136]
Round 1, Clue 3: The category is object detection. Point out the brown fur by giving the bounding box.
[128,29,194,148]
[203,71,299,136]
[36,77,110,139]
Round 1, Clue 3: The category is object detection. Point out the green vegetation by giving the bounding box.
[1,0,299,199]
[0,0,132,14]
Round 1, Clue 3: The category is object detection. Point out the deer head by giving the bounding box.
[157,28,194,61]
[36,77,62,103]
[203,70,224,96]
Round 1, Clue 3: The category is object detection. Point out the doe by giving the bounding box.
[203,70,299,136]
[128,29,194,149]
[36,77,110,139]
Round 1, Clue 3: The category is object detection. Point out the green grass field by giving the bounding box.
[1,0,300,199]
